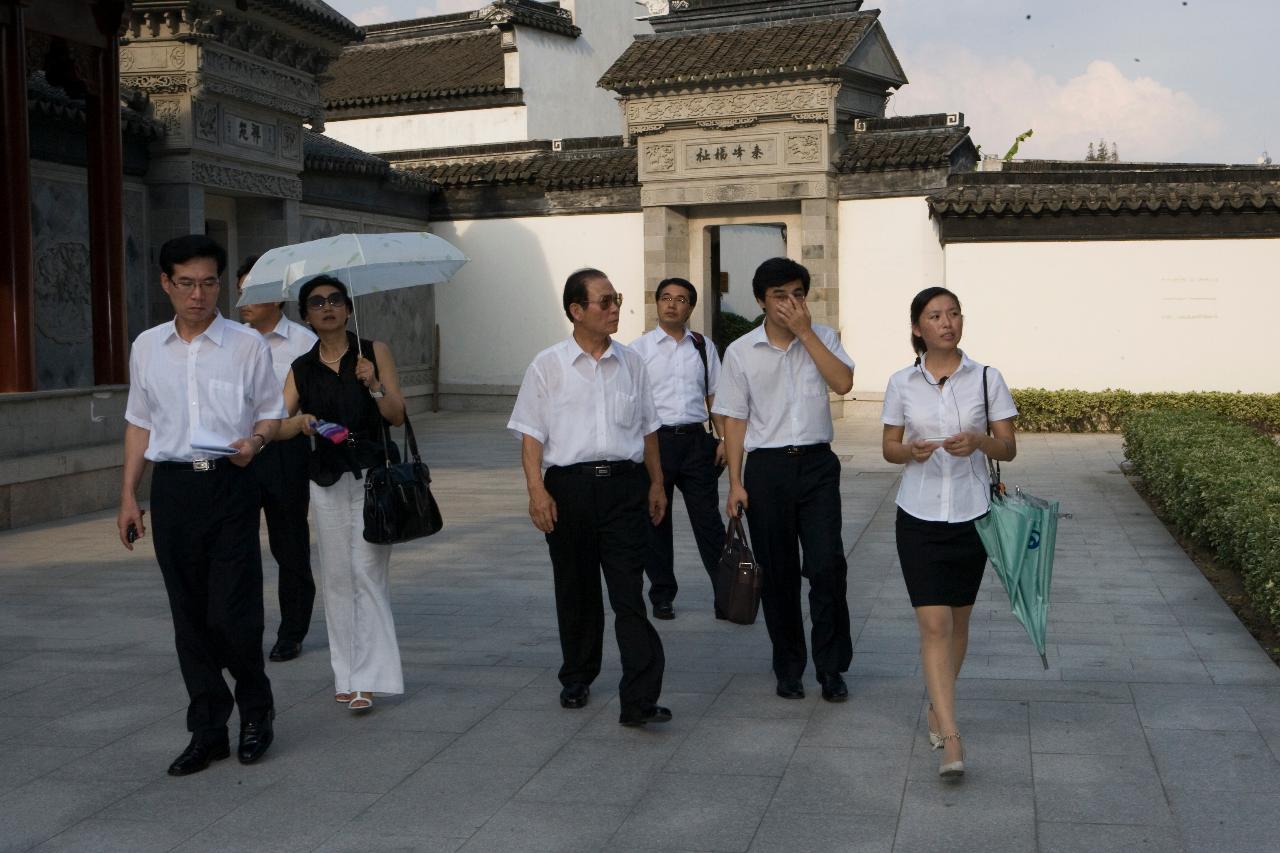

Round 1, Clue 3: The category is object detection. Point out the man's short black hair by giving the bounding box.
[562,268,607,321]
[159,234,227,277]
[235,254,261,281]
[751,257,810,300]
[655,277,697,307]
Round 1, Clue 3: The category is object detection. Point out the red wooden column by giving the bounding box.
[86,0,127,385]
[0,0,34,392]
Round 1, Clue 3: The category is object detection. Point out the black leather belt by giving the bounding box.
[658,424,706,436]
[156,459,222,472]
[750,442,831,457]
[554,460,643,478]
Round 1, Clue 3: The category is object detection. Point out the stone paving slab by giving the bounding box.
[0,408,1277,852]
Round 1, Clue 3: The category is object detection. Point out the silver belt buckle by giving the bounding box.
[785,446,801,456]
[594,464,611,478]
[193,459,213,472]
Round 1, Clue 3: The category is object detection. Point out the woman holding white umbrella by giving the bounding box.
[283,275,405,712]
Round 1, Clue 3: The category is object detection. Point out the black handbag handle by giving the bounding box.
[727,511,751,551]
[378,412,422,468]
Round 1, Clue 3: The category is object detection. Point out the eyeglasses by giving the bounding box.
[306,293,346,310]
[657,293,689,305]
[579,293,623,310]
[170,277,220,291]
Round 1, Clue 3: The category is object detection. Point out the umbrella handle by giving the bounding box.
[340,268,365,359]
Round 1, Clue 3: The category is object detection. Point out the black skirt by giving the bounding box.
[895,507,988,608]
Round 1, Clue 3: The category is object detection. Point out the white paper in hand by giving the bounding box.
[191,427,238,457]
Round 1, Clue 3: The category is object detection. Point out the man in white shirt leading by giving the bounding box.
[630,277,727,621]
[117,235,284,776]
[713,257,855,703]
[508,268,672,727]
[236,255,318,664]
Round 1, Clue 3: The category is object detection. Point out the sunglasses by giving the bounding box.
[579,293,624,310]
[306,293,347,310]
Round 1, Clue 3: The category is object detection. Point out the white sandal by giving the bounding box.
[335,691,354,704]
[348,692,374,712]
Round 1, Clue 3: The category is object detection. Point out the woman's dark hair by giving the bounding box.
[562,267,607,321]
[655,277,697,307]
[298,275,353,317]
[751,257,809,300]
[909,286,962,361]
[159,234,227,277]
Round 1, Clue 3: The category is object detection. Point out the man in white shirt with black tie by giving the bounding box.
[509,268,672,727]
[117,235,284,775]
[630,277,727,620]
[237,255,317,664]
[714,257,855,704]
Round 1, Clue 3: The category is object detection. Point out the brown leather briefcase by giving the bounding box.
[716,514,762,625]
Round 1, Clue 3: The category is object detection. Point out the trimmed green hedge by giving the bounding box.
[1123,410,1280,632]
[1013,389,1280,433]
[713,310,763,356]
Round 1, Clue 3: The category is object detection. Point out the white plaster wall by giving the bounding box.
[943,239,1277,393]
[719,224,786,318]
[520,4,650,140]
[323,107,529,154]
[430,213,645,387]
[838,196,945,397]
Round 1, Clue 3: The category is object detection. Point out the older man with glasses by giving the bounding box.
[629,277,728,621]
[508,268,672,727]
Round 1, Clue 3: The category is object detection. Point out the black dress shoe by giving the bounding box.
[619,705,673,727]
[559,682,590,709]
[237,713,274,764]
[268,640,302,662]
[714,606,728,621]
[817,672,849,702]
[167,737,230,776]
[652,601,675,620]
[776,678,805,700]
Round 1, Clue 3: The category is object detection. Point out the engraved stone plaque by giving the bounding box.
[685,138,776,169]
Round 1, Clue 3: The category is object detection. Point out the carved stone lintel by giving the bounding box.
[630,123,666,137]
[626,86,828,126]
[121,73,192,94]
[792,111,827,123]
[191,161,302,199]
[127,6,338,75]
[696,117,757,130]
[198,76,315,121]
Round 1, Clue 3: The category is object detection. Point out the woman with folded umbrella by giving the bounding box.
[283,275,406,712]
[880,286,1017,778]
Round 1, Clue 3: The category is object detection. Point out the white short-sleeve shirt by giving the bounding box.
[629,326,721,426]
[712,323,854,451]
[253,314,317,386]
[508,336,662,468]
[881,351,1018,523]
[125,313,287,462]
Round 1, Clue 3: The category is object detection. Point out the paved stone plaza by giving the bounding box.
[1,408,1278,853]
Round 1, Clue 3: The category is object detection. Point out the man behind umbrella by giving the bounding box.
[236,254,317,663]
[117,235,283,775]
[508,268,672,726]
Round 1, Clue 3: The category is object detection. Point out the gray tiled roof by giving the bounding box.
[363,0,579,39]
[29,72,163,139]
[322,31,505,108]
[264,0,362,41]
[599,12,880,91]
[304,131,435,192]
[401,139,638,190]
[838,115,975,172]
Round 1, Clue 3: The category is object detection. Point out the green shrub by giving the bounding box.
[1013,389,1280,433]
[713,310,763,356]
[1123,410,1280,632]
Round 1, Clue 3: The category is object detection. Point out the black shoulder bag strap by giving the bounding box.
[983,366,1003,499]
[689,331,718,438]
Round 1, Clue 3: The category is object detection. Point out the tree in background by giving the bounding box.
[1086,139,1120,162]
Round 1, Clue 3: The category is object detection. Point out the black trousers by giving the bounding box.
[544,463,665,711]
[251,436,315,645]
[645,427,726,606]
[151,463,274,742]
[743,445,852,681]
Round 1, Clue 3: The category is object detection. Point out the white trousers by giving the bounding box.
[310,473,404,695]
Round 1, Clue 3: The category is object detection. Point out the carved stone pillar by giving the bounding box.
[0,0,34,392]
[643,205,689,331]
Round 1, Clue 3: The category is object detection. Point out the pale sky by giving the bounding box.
[326,0,1280,165]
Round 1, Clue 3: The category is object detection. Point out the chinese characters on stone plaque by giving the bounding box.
[686,138,777,168]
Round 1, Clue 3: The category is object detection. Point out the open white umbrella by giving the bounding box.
[236,231,468,353]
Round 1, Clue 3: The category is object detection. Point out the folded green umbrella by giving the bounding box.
[975,489,1059,669]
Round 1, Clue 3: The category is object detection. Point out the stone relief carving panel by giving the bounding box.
[199,48,319,109]
[151,95,183,137]
[30,173,93,389]
[191,162,302,199]
[626,87,828,125]
[121,73,191,94]
[785,133,821,164]
[193,99,218,142]
[198,76,314,121]
[223,111,277,153]
[644,143,676,173]
[280,125,301,161]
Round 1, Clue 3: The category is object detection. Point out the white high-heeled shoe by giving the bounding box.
[938,733,965,778]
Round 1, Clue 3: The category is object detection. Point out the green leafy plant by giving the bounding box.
[1123,410,1280,632]
[713,309,763,356]
[1012,389,1280,434]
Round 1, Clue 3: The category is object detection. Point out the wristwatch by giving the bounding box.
[368,384,385,399]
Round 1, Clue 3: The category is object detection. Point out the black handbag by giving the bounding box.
[715,513,762,625]
[362,413,443,544]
